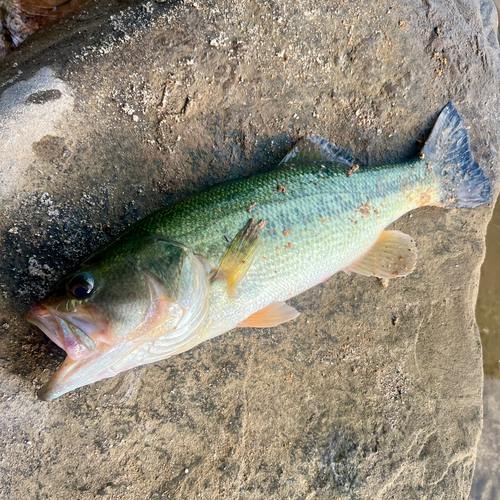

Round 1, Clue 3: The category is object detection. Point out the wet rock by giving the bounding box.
[470,378,500,500]
[0,0,499,498]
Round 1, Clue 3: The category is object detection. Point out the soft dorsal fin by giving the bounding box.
[279,135,354,167]
[345,230,417,279]
[237,302,300,328]
[211,218,265,298]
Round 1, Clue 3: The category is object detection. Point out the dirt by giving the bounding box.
[0,0,499,498]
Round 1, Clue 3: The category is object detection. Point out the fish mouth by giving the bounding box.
[26,303,111,361]
[27,302,117,401]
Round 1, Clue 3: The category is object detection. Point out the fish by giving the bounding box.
[26,102,492,401]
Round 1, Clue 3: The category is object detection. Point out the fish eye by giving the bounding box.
[69,273,95,298]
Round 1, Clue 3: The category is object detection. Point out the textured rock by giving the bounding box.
[0,0,499,498]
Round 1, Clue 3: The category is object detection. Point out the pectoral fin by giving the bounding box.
[237,302,300,328]
[212,218,265,298]
[345,230,417,279]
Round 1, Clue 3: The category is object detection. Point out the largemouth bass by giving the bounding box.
[27,103,492,401]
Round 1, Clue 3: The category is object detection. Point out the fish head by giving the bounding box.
[27,237,210,401]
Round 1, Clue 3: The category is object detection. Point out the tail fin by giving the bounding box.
[421,102,492,208]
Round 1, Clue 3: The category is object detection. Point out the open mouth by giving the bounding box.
[26,303,125,401]
[26,303,111,361]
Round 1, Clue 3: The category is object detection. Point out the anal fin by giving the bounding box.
[237,302,299,328]
[345,230,417,279]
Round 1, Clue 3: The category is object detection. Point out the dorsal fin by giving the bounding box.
[279,135,354,167]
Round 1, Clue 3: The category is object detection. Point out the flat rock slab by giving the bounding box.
[0,0,499,498]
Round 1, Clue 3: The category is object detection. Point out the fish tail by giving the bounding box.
[421,102,492,208]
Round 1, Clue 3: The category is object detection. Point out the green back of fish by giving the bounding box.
[112,158,433,262]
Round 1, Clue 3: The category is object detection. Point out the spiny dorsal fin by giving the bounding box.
[279,135,354,167]
[345,230,417,279]
[211,218,265,298]
[237,302,300,328]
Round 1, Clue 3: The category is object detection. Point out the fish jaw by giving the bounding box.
[26,302,129,400]
[37,342,134,401]
[35,295,207,400]
[28,299,178,401]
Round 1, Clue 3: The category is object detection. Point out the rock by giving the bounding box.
[470,379,500,500]
[471,178,500,499]
[0,0,498,498]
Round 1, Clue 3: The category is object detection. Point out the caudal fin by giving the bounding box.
[421,102,492,208]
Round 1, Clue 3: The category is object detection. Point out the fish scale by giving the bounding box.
[148,158,438,340]
[113,156,437,340]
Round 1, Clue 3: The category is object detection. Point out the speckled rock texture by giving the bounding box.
[0,0,499,498]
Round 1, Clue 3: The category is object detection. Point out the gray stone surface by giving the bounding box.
[470,379,500,500]
[0,0,499,498]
